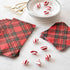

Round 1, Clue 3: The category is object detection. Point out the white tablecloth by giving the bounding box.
[0,0,70,70]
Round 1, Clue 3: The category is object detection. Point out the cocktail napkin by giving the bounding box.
[0,18,36,58]
[40,22,69,51]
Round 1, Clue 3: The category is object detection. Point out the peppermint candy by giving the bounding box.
[36,59,41,66]
[40,46,47,50]
[44,1,49,6]
[30,50,38,55]
[46,6,51,10]
[33,38,39,43]
[37,3,41,8]
[45,54,51,61]
[44,11,49,15]
[22,60,29,65]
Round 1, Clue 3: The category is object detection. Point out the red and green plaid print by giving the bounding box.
[40,22,69,51]
[0,18,36,58]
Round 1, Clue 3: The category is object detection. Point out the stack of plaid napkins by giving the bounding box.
[40,22,70,51]
[0,18,36,58]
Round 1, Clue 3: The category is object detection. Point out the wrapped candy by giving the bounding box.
[44,11,49,15]
[36,59,41,66]
[45,54,51,61]
[46,6,51,10]
[22,60,29,65]
[33,38,39,43]
[37,3,41,8]
[40,46,47,50]
[44,1,49,6]
[30,50,38,55]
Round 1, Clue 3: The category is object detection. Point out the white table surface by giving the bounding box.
[0,0,70,70]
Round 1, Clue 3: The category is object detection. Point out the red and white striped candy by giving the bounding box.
[45,54,51,61]
[45,55,49,61]
[40,46,47,50]
[22,60,29,65]
[46,6,51,10]
[44,11,49,15]
[36,59,41,66]
[30,50,38,55]
[44,1,49,6]
[33,38,39,43]
[37,3,41,8]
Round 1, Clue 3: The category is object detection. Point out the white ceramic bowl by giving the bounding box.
[27,0,61,18]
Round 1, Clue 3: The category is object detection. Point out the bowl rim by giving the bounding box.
[27,0,61,18]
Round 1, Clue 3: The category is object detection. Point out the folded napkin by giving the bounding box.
[0,18,36,58]
[40,22,69,51]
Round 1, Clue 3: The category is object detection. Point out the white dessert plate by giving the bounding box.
[27,0,61,18]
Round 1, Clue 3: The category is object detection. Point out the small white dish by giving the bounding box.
[27,0,61,18]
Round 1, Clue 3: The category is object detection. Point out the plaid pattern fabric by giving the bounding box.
[0,18,36,58]
[40,22,69,51]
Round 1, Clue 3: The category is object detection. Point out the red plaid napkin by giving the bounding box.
[40,22,69,51]
[0,18,36,58]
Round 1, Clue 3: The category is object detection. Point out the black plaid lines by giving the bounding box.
[2,20,13,49]
[19,22,30,39]
[64,31,68,34]
[15,37,19,41]
[54,43,66,48]
[10,47,14,51]
[62,23,68,48]
[0,50,2,55]
[55,35,67,39]
[30,28,34,31]
[9,20,22,49]
[23,30,28,33]
[3,23,13,29]
[53,23,62,48]
[43,33,48,37]
[12,32,16,35]
[9,24,13,28]
[2,20,20,54]
[25,34,29,38]
[19,22,24,26]
[3,25,7,29]
[4,34,8,37]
